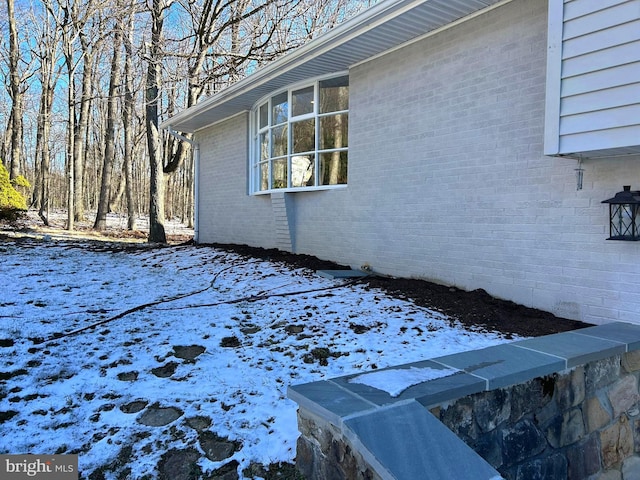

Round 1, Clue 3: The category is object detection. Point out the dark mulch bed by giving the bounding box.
[211,243,592,339]
[1,227,591,339]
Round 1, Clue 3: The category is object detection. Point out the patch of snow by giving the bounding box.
[0,241,517,479]
[349,366,459,397]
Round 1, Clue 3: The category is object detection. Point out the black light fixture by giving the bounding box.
[602,186,640,241]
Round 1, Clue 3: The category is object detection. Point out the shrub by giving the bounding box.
[0,161,30,221]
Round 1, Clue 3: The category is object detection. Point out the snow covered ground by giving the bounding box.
[0,239,518,479]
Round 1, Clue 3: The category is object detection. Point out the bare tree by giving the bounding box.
[145,0,167,242]
[58,0,81,230]
[122,4,138,230]
[52,0,105,229]
[0,0,376,235]
[5,0,28,179]
[32,0,62,225]
[163,0,298,173]
[94,12,124,230]
[74,12,104,222]
[143,0,299,242]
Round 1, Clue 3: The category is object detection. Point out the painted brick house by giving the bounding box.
[163,0,640,325]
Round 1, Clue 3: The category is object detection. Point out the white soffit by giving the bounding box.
[163,0,503,133]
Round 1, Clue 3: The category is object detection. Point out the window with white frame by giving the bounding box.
[251,74,349,193]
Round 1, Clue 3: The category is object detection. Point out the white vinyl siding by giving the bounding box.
[545,0,640,157]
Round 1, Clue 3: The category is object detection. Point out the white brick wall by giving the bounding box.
[196,113,276,249]
[196,0,640,324]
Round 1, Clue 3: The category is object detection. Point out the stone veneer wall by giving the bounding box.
[296,411,383,480]
[289,323,640,480]
[433,353,640,479]
[296,352,640,480]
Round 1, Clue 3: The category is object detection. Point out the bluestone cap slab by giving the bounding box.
[575,322,640,351]
[432,343,565,389]
[344,400,502,480]
[512,331,626,368]
[331,360,486,408]
[287,380,375,424]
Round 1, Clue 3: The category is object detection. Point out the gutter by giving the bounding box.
[167,126,200,244]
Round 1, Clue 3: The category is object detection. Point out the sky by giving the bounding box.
[0,239,517,479]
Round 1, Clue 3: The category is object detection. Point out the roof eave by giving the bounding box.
[162,0,502,133]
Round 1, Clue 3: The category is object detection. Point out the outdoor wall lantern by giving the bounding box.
[602,186,640,241]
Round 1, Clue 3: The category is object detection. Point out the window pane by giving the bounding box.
[320,113,348,150]
[291,154,315,187]
[292,86,314,117]
[292,119,315,154]
[319,76,349,113]
[272,92,288,124]
[259,132,269,161]
[611,205,637,238]
[320,151,347,185]
[259,163,268,191]
[259,103,269,129]
[271,125,288,157]
[272,158,288,189]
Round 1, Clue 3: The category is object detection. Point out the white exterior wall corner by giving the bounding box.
[195,0,640,324]
[543,0,563,156]
[195,113,277,249]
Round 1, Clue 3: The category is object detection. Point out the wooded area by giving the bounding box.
[0,0,373,241]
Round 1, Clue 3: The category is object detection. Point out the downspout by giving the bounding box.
[167,126,200,243]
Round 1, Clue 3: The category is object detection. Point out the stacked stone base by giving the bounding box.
[434,352,640,479]
[296,410,382,480]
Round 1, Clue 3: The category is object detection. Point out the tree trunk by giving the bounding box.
[36,80,55,226]
[146,0,166,243]
[123,9,136,230]
[65,60,76,231]
[59,2,80,231]
[124,147,137,230]
[94,22,123,231]
[73,31,97,222]
[6,0,23,180]
[2,112,13,165]
[32,2,61,225]
[66,97,75,230]
[109,173,125,211]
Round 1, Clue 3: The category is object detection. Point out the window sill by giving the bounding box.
[251,184,347,196]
